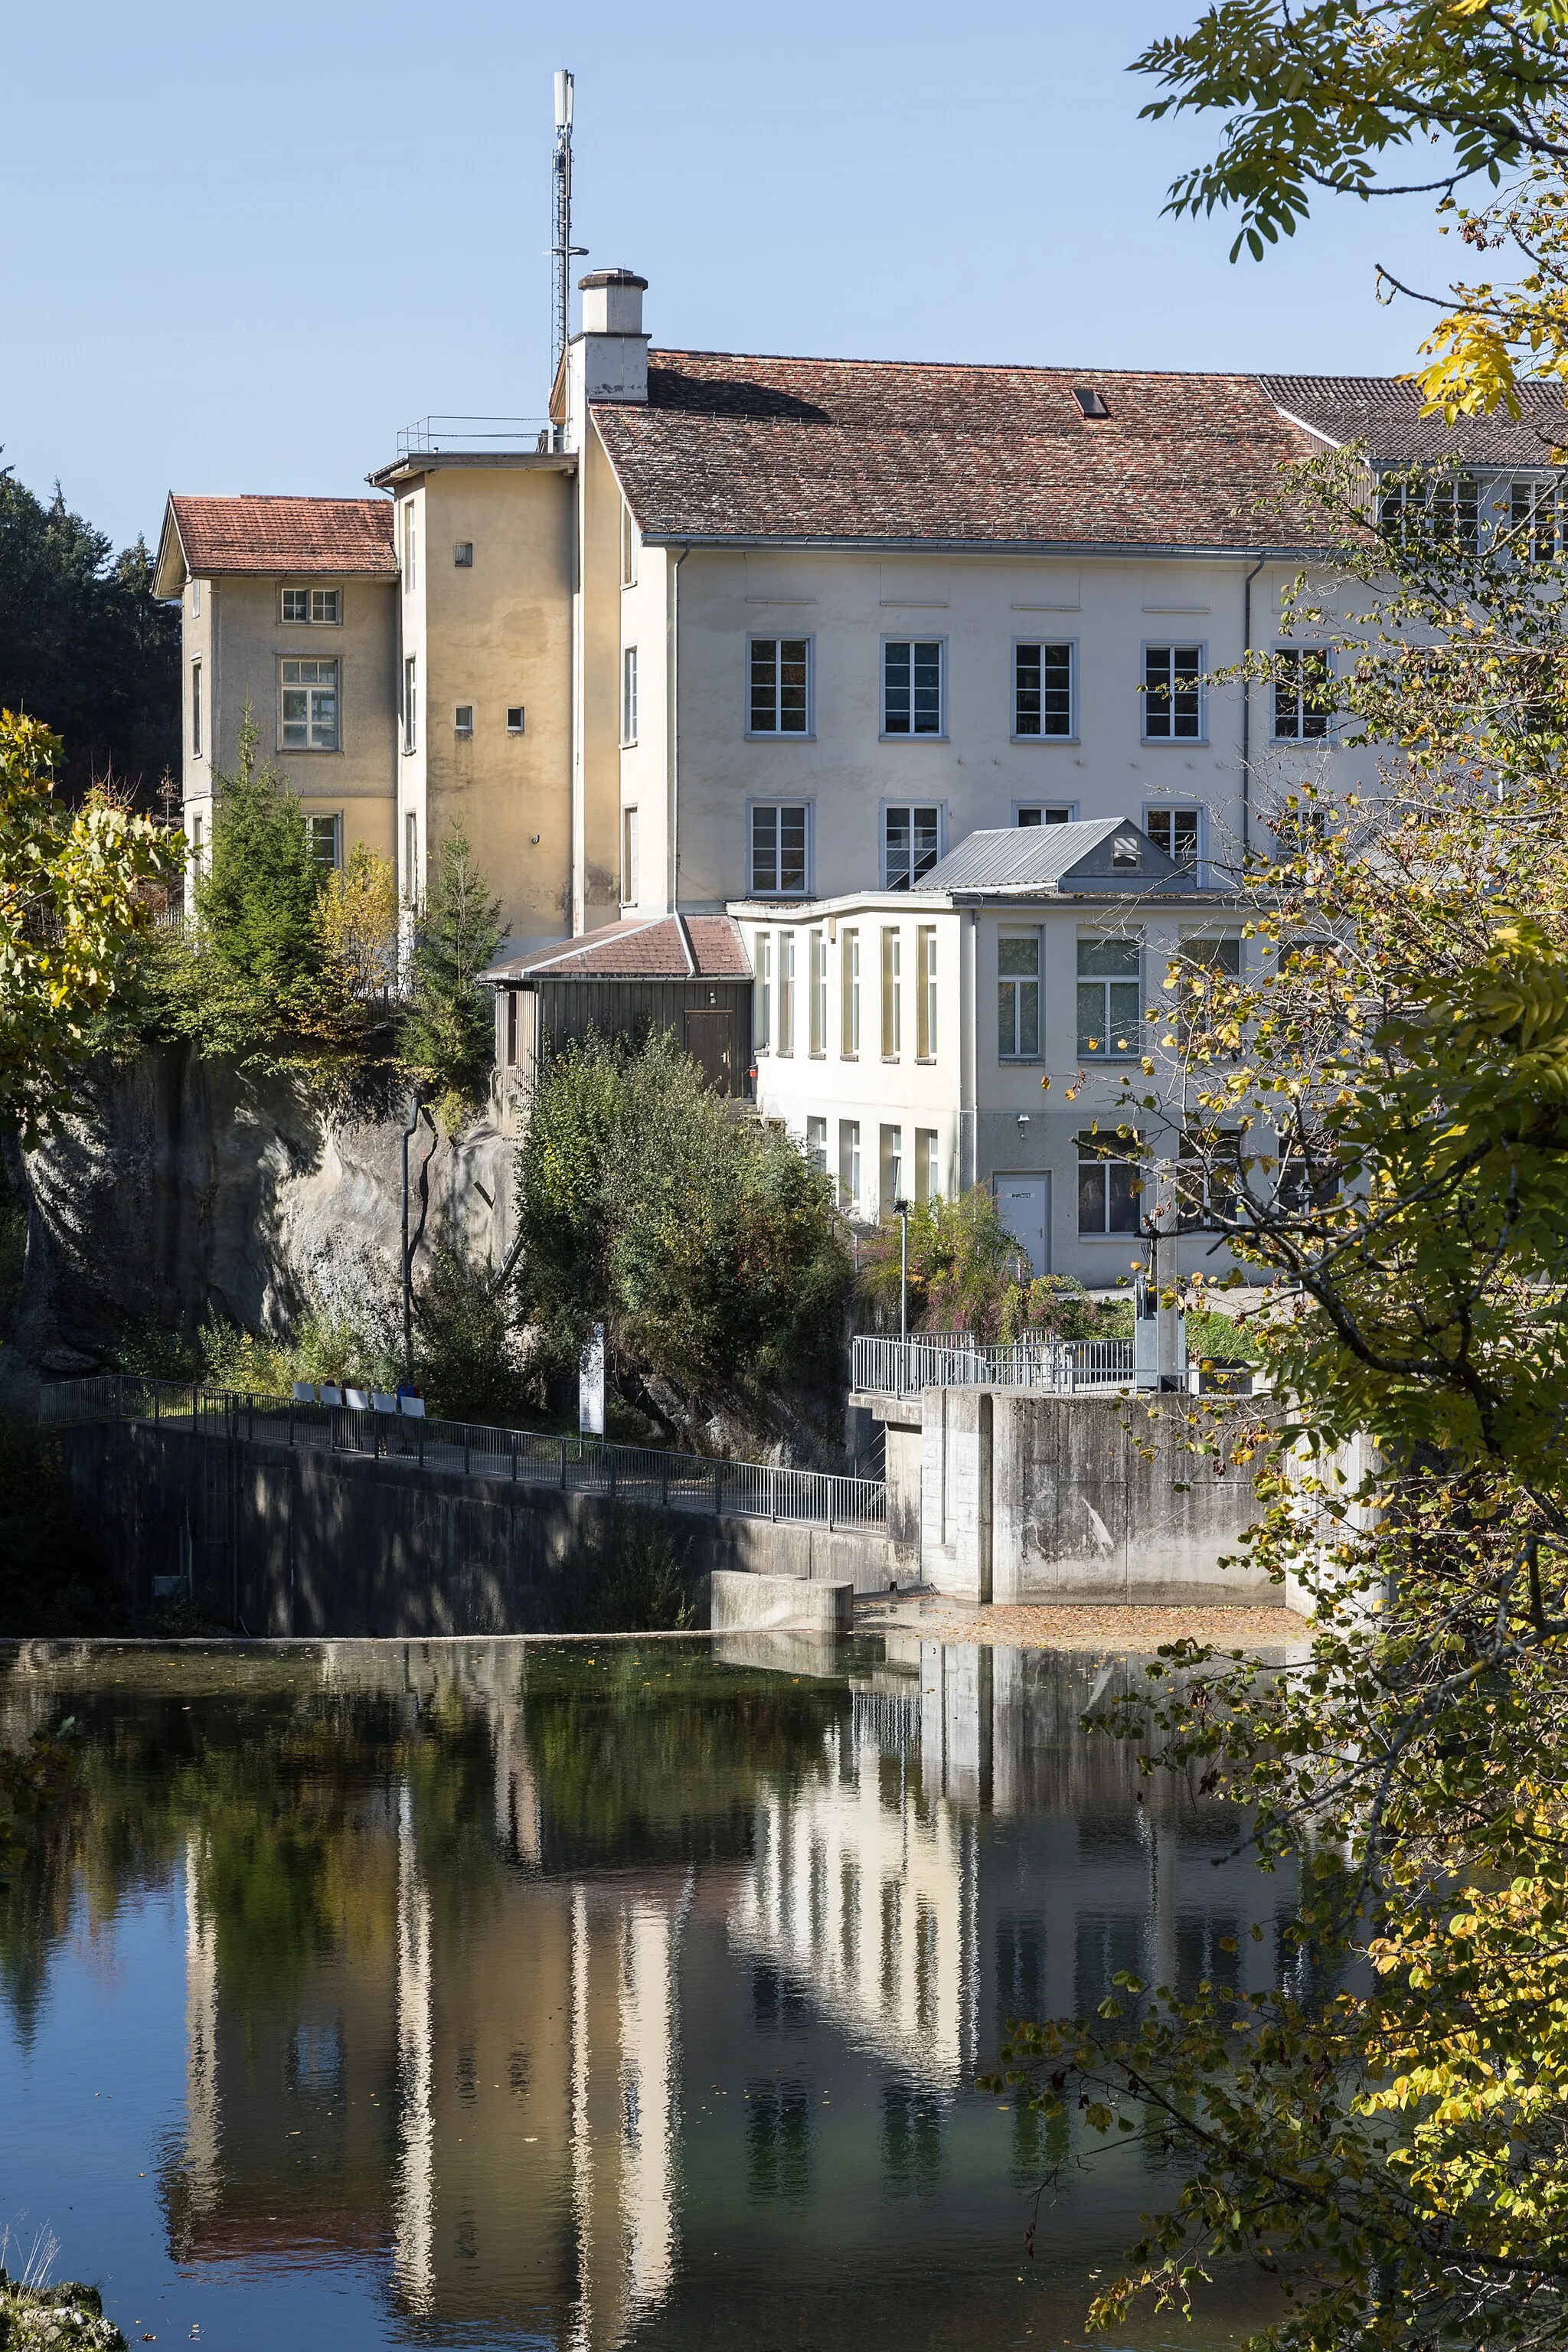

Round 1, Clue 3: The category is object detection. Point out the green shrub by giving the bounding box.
[580,1521,696,1634]
[413,1239,528,1423]
[514,1029,851,1409]
[1185,1308,1264,1365]
[399,827,502,1126]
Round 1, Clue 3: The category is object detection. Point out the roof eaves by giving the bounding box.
[634,531,1328,560]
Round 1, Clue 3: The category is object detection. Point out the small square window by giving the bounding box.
[310,589,341,625]
[454,542,474,567]
[506,706,525,733]
[454,705,474,735]
[281,587,309,623]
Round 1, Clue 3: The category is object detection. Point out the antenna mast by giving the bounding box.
[550,70,583,406]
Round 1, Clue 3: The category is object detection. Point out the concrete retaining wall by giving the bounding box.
[919,1388,1278,1607]
[56,1422,897,1637]
[710,1571,853,1634]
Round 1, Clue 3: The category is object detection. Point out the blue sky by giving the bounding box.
[3,0,1460,551]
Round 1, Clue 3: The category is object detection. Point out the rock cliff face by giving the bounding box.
[13,1045,514,1371]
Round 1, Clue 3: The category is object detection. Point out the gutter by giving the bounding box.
[1240,555,1266,861]
[668,544,690,912]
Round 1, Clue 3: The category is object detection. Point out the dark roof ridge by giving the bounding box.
[648,346,1298,383]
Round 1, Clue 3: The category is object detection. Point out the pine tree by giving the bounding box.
[399,825,501,1119]
[195,707,322,991]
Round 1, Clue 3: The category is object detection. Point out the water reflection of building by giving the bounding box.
[1,1629,1302,2347]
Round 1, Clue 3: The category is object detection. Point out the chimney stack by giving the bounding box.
[576,269,649,403]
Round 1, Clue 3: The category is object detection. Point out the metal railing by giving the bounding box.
[851,1334,1137,1400]
[395,415,553,458]
[41,1376,886,1533]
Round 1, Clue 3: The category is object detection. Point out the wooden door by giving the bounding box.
[682,1008,733,1091]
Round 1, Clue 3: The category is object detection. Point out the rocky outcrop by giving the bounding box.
[13,1045,514,1370]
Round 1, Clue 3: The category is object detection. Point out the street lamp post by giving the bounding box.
[892,1196,910,1341]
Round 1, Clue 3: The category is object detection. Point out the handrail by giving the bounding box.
[851,1333,1136,1400]
[41,1375,886,1533]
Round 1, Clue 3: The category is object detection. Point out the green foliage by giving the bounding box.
[0,710,172,1142]
[1182,1307,1262,1366]
[0,463,179,804]
[412,1237,527,1423]
[113,1308,397,1398]
[195,708,322,983]
[513,1027,851,1408]
[577,1515,696,1633]
[860,1188,1125,1344]
[0,2271,125,2350]
[399,826,501,1124]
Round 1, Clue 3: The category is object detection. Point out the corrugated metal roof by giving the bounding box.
[918,820,1188,893]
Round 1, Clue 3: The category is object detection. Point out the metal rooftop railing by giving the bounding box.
[395,416,555,459]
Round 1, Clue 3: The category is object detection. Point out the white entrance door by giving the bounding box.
[995,1174,1049,1276]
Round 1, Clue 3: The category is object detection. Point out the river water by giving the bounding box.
[0,1633,1299,2351]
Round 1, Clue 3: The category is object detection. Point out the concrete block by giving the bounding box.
[709,1570,853,1635]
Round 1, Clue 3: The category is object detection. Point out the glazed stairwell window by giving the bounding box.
[749,803,810,896]
[749,637,812,735]
[1076,936,1142,1058]
[841,929,861,1055]
[1077,1129,1142,1236]
[883,804,942,889]
[282,658,339,753]
[1142,645,1204,740]
[1013,642,1074,738]
[882,640,944,736]
[998,934,1040,1060]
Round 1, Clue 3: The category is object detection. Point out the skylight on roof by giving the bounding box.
[1073,387,1109,420]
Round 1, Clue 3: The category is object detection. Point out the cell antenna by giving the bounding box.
[551,70,586,396]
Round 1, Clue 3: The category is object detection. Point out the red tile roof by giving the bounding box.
[487,914,751,982]
[168,495,397,576]
[594,352,1325,550]
[1259,372,1568,466]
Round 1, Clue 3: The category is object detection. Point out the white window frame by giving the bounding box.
[402,501,416,593]
[403,656,416,755]
[746,635,814,737]
[1509,477,1563,561]
[305,589,341,625]
[621,502,639,588]
[305,812,342,872]
[404,812,419,904]
[280,657,341,753]
[1271,648,1332,742]
[916,923,938,1060]
[880,637,946,739]
[454,704,474,736]
[1142,642,1207,743]
[838,1119,862,1214]
[1076,1129,1144,1237]
[622,806,640,906]
[747,802,812,898]
[881,802,946,890]
[998,930,1041,1062]
[915,1128,939,1206]
[191,660,201,757]
[1076,934,1143,1060]
[1143,805,1203,876]
[190,579,201,617]
[622,645,639,746]
[880,926,903,1058]
[1014,801,1077,826]
[754,930,772,1053]
[454,541,474,569]
[1011,639,1076,740]
[880,1123,904,1210]
[778,930,795,1054]
[808,927,828,1055]
[805,1116,828,1174]
[280,586,310,623]
[841,928,861,1056]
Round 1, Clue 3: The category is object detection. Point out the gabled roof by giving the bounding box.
[594,352,1323,551]
[154,494,397,595]
[1257,374,1568,469]
[484,913,751,984]
[919,819,1191,894]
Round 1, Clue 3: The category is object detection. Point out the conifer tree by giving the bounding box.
[399,825,501,1120]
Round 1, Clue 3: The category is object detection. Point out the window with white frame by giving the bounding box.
[1077,1129,1142,1235]
[622,646,639,745]
[1143,645,1204,740]
[998,934,1040,1060]
[916,924,937,1057]
[748,636,811,734]
[278,586,342,625]
[1177,1126,1241,1231]
[620,503,638,587]
[915,1128,939,1205]
[880,1124,904,1209]
[882,640,944,736]
[402,503,416,591]
[805,1116,827,1173]
[189,812,204,870]
[191,579,201,617]
[808,929,828,1054]
[1076,936,1142,1057]
[1273,649,1331,740]
[404,812,418,903]
[838,1119,862,1214]
[305,812,341,871]
[1013,642,1074,737]
[454,541,473,568]
[282,658,339,752]
[191,661,201,756]
[402,656,416,753]
[880,928,902,1056]
[1016,803,1076,826]
[1145,805,1200,872]
[749,803,809,896]
[1511,479,1563,560]
[622,807,639,903]
[454,704,473,736]
[883,804,942,889]
[778,931,795,1054]
[1378,472,1479,551]
[841,928,861,1054]
[755,931,772,1050]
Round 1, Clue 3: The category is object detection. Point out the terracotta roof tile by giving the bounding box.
[486,914,751,982]
[594,352,1324,550]
[1258,373,1568,467]
[169,495,397,576]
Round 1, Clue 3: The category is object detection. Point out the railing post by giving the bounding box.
[153,1386,160,1427]
[511,1431,519,1483]
[288,1399,295,1446]
[828,1481,836,1534]
[417,1413,425,1468]
[560,1436,568,1488]
[714,1459,724,1517]
[463,1427,472,1478]
[771,1468,779,1522]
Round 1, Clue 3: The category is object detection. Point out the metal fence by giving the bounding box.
[851,1334,1136,1400]
[40,1376,886,1533]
